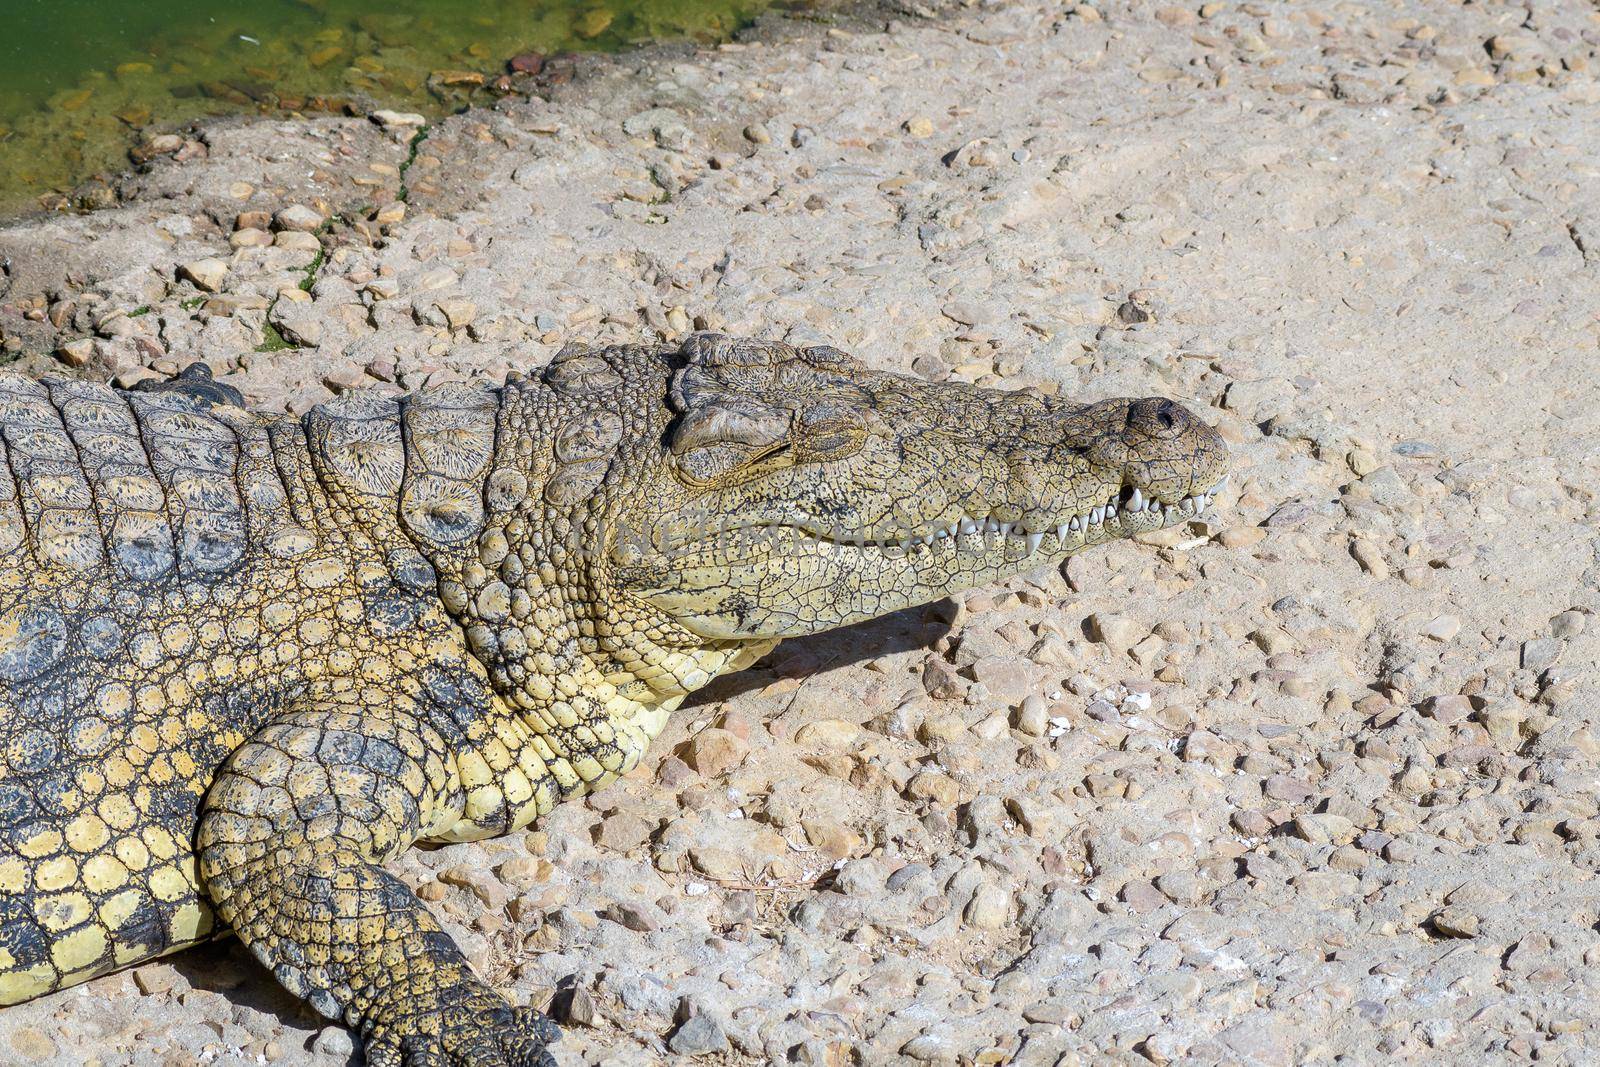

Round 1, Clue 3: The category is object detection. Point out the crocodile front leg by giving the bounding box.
[195,697,560,1066]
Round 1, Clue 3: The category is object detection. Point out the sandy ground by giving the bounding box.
[2,0,1600,1063]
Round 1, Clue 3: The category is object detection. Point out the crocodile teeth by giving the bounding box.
[1090,506,1104,525]
[959,517,980,535]
[1024,531,1044,554]
[996,522,1013,538]
[1128,487,1143,512]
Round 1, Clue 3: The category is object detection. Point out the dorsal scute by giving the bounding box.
[305,390,405,500]
[123,387,245,576]
[398,382,499,548]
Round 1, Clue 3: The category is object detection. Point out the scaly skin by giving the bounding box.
[0,334,1225,1063]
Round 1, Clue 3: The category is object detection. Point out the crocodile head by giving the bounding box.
[606,334,1227,643]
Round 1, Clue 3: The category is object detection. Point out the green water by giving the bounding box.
[0,0,773,215]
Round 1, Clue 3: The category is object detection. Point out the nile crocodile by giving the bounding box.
[0,333,1226,1064]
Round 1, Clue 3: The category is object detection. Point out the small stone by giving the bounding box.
[1263,775,1314,804]
[178,258,228,293]
[1347,447,1379,476]
[133,964,184,995]
[922,658,967,699]
[794,719,861,749]
[1291,813,1354,845]
[1551,611,1585,639]
[312,1027,355,1057]
[918,713,966,744]
[1120,879,1167,913]
[904,116,935,138]
[603,902,659,932]
[1521,639,1562,671]
[507,52,545,75]
[55,338,95,368]
[435,298,478,330]
[496,855,543,887]
[802,818,862,859]
[594,811,655,852]
[1014,695,1049,736]
[1086,612,1143,651]
[229,227,273,248]
[941,300,992,326]
[669,1014,729,1057]
[1350,539,1388,578]
[1419,695,1472,724]
[681,728,749,777]
[906,770,960,806]
[274,230,321,252]
[1431,906,1480,938]
[323,364,367,392]
[372,109,427,128]
[557,986,597,1026]
[964,882,1010,928]
[744,123,771,144]
[689,846,745,880]
[273,204,324,233]
[1216,526,1267,549]
[1486,34,1538,61]
[1421,615,1460,642]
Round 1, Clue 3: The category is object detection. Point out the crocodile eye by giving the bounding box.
[670,398,794,484]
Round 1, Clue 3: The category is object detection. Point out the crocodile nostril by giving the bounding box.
[1127,397,1181,433]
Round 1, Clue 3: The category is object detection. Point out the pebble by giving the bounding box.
[1014,694,1049,736]
[1431,906,1480,939]
[794,719,861,748]
[558,986,597,1026]
[55,337,95,367]
[1350,539,1388,578]
[1521,639,1562,671]
[680,728,749,777]
[964,883,1011,929]
[941,300,993,326]
[311,1027,355,1057]
[372,109,427,128]
[1421,614,1460,642]
[273,204,324,233]
[177,258,228,292]
[669,1014,729,1056]
[1086,612,1143,651]
[1551,610,1585,639]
